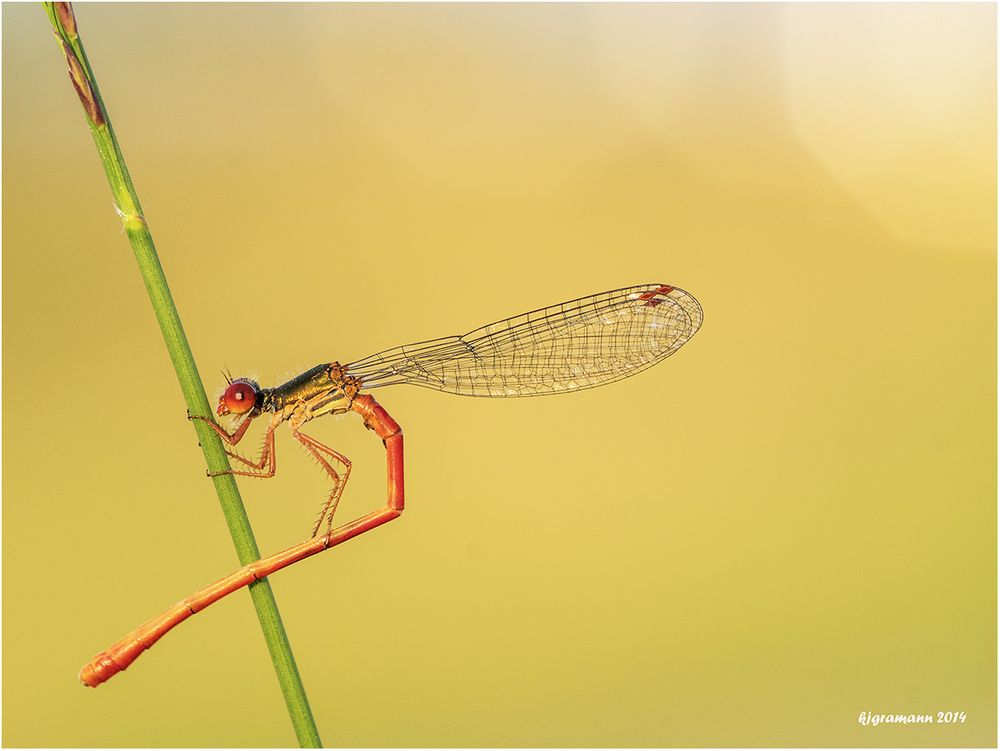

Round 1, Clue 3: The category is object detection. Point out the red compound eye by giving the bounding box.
[218,381,258,416]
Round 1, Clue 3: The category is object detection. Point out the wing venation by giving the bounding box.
[345,284,703,398]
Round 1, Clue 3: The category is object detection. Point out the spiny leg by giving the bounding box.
[293,430,353,537]
[215,421,278,479]
[189,412,254,446]
[220,424,278,479]
[192,413,279,479]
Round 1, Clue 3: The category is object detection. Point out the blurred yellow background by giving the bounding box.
[3,3,995,747]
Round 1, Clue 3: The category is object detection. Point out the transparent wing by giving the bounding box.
[346,283,703,398]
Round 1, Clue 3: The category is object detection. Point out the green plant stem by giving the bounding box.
[42,4,321,746]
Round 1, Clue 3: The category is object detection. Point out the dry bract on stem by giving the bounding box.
[54,1,77,38]
[57,40,104,126]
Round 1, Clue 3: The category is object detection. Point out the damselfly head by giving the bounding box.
[217,378,260,417]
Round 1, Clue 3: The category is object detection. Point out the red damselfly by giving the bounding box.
[80,283,703,687]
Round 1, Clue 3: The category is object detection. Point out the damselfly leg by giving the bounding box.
[191,413,279,480]
[291,429,352,537]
